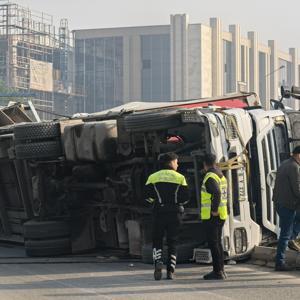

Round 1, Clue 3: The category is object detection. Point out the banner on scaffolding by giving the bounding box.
[30,59,53,92]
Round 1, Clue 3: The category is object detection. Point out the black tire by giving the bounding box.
[14,122,60,142]
[124,110,181,132]
[15,140,62,160]
[23,220,70,239]
[141,242,197,264]
[25,238,71,257]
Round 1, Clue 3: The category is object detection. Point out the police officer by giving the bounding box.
[145,152,189,280]
[201,153,228,280]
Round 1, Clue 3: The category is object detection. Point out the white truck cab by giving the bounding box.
[181,106,300,260]
[186,107,260,259]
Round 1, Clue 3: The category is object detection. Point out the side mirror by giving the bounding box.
[270,99,285,110]
[281,86,291,99]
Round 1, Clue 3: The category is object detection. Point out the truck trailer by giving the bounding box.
[0,91,299,262]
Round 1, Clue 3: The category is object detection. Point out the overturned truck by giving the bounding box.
[0,92,299,262]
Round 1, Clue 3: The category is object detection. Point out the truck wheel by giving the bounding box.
[14,122,60,143]
[15,140,62,160]
[23,220,70,239]
[25,238,71,257]
[124,110,181,132]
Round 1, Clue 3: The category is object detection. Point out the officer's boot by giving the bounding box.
[166,254,176,280]
[222,268,228,279]
[153,248,163,281]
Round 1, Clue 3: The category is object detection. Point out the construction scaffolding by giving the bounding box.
[0,0,73,119]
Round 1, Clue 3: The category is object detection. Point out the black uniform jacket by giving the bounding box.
[145,168,189,213]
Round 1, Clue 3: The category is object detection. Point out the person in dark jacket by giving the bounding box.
[272,145,300,271]
[145,152,189,280]
[201,153,228,280]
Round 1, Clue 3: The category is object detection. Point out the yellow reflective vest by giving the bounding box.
[145,169,188,206]
[201,172,228,220]
[146,169,187,186]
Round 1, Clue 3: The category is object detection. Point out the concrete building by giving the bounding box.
[73,14,300,113]
[0,1,73,119]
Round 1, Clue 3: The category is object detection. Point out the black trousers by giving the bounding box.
[203,216,225,273]
[152,212,181,272]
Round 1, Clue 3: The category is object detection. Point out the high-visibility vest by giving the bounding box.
[201,172,228,220]
[145,169,187,205]
[146,169,187,186]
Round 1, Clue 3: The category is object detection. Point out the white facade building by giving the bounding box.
[73,14,299,113]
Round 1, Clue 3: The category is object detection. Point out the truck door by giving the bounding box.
[220,110,261,256]
[250,110,288,234]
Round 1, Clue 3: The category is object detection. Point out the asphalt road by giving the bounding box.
[0,261,300,300]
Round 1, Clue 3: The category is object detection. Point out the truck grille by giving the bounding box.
[193,248,212,264]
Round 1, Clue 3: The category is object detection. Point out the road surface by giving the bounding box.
[0,261,300,300]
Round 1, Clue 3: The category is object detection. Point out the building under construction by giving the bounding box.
[0,1,73,119]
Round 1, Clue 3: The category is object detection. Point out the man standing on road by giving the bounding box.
[201,153,228,280]
[273,146,300,271]
[145,152,189,281]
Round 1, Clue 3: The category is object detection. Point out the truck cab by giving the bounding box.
[248,108,300,238]
[117,104,262,260]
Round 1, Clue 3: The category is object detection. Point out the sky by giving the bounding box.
[12,0,300,51]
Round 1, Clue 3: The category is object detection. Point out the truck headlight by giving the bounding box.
[223,236,230,251]
[234,228,247,254]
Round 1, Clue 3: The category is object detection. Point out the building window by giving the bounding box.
[259,52,267,106]
[278,59,289,88]
[240,45,246,83]
[278,59,293,107]
[223,40,233,94]
[75,36,123,113]
[142,59,151,69]
[141,34,170,101]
